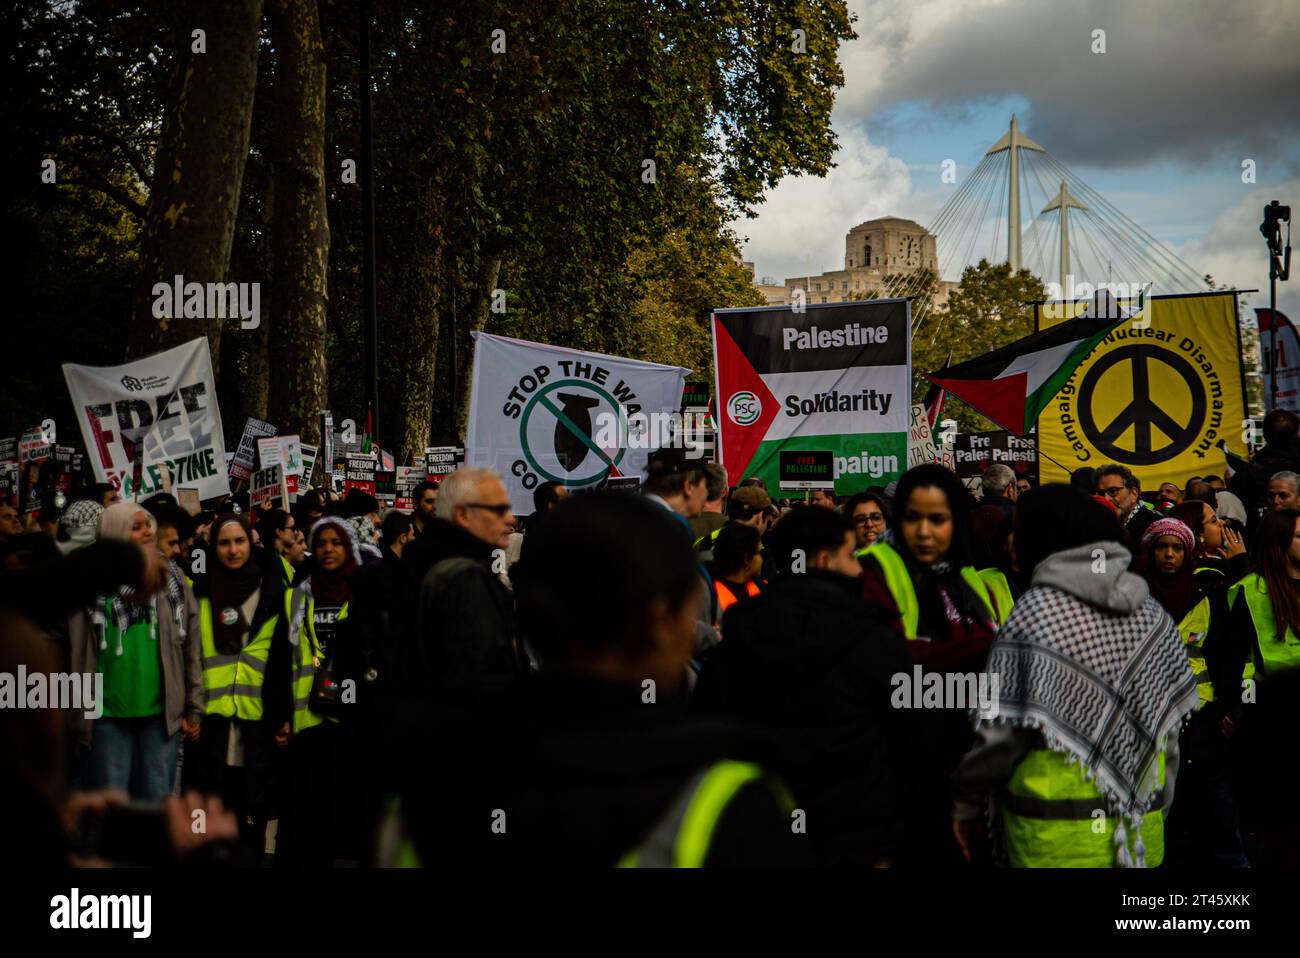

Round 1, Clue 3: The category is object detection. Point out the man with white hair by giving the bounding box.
[403,467,526,698]
[1266,470,1300,511]
[979,463,1018,517]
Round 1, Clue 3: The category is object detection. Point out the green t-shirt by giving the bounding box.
[99,601,164,718]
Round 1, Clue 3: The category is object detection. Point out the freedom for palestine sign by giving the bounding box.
[466,332,689,515]
[711,300,910,493]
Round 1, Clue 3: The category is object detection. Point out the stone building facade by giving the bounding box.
[750,216,958,309]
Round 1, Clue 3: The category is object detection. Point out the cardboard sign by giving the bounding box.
[177,488,202,515]
[603,475,642,493]
[344,454,377,496]
[231,417,276,483]
[257,435,301,494]
[952,431,1039,481]
[375,468,396,510]
[19,426,52,463]
[424,446,465,477]
[778,450,835,491]
[0,461,18,506]
[395,465,428,513]
[907,404,939,468]
[299,443,318,489]
[681,381,711,411]
[320,411,334,479]
[250,464,288,509]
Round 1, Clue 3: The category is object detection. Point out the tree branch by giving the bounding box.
[56,147,149,219]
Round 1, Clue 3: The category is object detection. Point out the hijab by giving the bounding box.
[307,517,360,606]
[1138,519,1197,622]
[208,514,265,654]
[287,517,361,645]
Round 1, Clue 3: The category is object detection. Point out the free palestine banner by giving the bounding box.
[62,337,230,500]
[711,299,910,493]
[1035,291,1248,486]
[466,332,690,515]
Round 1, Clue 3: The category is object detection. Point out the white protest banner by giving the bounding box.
[62,338,230,500]
[250,464,288,509]
[230,417,275,482]
[466,332,690,514]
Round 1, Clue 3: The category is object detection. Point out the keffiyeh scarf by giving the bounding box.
[89,560,187,655]
[981,585,1199,867]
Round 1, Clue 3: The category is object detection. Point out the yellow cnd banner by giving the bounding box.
[1035,292,1248,487]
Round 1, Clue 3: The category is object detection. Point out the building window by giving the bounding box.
[864,244,872,267]
[814,282,821,291]
[821,296,828,303]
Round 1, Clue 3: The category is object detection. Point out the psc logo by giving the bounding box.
[727,391,761,426]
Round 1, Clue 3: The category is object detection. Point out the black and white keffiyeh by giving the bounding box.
[88,559,188,655]
[981,584,1199,866]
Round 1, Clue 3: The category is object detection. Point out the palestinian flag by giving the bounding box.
[924,303,1131,435]
[921,350,952,428]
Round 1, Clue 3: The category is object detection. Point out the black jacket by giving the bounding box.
[1229,440,1300,528]
[692,570,916,865]
[335,546,420,720]
[405,518,523,701]
[402,673,808,867]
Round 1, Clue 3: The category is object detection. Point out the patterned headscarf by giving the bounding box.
[58,499,104,555]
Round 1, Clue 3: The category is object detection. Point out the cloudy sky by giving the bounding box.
[735,0,1300,318]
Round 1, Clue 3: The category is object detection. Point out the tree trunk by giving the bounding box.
[128,0,264,364]
[389,182,442,460]
[266,0,329,444]
[454,253,503,440]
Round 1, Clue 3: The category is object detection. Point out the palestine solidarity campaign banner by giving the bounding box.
[712,300,910,493]
[466,332,690,514]
[63,337,230,500]
[1035,291,1248,487]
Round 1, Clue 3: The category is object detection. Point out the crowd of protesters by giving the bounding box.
[5,410,1300,867]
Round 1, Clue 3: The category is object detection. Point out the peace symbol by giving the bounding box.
[1078,345,1205,466]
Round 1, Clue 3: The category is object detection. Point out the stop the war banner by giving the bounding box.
[1035,292,1247,487]
[466,332,689,515]
[62,337,230,500]
[711,300,910,493]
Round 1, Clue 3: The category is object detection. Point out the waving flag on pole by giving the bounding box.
[924,295,1136,436]
[921,350,952,428]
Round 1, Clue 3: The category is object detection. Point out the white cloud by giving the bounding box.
[733,125,912,283]
[1175,183,1300,320]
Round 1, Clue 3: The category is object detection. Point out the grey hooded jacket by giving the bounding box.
[950,541,1180,822]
